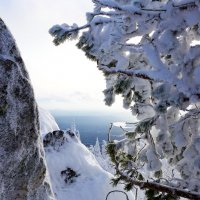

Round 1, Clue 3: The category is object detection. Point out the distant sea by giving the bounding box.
[53,115,134,146]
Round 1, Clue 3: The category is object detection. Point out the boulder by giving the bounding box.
[0,18,54,200]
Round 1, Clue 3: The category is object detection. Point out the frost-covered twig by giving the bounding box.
[105,190,129,200]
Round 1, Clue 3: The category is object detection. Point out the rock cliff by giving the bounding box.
[0,18,54,200]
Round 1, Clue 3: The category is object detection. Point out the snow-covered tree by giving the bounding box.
[89,139,115,174]
[88,144,95,154]
[94,137,101,157]
[50,0,200,199]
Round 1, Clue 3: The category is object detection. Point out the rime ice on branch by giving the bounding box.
[50,0,200,199]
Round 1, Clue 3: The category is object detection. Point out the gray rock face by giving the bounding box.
[0,19,54,200]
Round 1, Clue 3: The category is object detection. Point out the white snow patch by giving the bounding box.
[39,108,134,200]
[45,135,134,200]
[39,107,59,137]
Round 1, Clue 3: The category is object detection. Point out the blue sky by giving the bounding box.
[0,0,132,117]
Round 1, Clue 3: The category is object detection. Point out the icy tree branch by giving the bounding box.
[51,0,200,198]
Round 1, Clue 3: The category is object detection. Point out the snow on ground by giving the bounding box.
[45,135,134,200]
[39,108,134,200]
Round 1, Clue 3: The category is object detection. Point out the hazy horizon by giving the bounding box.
[48,107,134,118]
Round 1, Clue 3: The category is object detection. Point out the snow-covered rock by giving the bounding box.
[0,19,53,200]
[44,132,134,200]
[39,109,134,200]
[39,107,59,137]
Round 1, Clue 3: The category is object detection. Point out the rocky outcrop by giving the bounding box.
[43,130,65,148]
[43,129,134,200]
[0,18,54,200]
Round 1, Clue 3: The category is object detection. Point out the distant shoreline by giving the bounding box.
[53,115,132,145]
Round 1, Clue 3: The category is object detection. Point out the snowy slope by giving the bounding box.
[39,109,134,200]
[45,134,134,200]
[39,107,60,137]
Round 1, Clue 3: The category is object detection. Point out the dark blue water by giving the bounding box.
[53,115,131,146]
